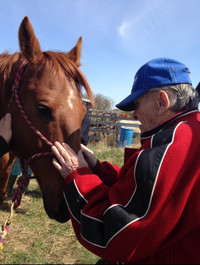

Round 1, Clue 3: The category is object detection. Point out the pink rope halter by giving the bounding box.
[9,61,54,209]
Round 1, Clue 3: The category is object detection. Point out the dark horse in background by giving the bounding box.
[0,16,94,223]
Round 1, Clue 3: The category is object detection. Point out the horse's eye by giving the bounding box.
[37,104,53,119]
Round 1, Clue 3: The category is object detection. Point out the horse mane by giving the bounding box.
[0,50,94,117]
[0,52,24,116]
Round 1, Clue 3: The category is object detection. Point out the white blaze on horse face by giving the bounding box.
[67,89,76,110]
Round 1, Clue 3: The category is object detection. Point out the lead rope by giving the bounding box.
[11,152,53,209]
[11,61,54,209]
[1,61,54,250]
[0,203,14,250]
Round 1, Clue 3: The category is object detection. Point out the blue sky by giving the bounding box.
[0,0,200,107]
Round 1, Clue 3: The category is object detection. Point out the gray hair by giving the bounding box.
[149,84,200,112]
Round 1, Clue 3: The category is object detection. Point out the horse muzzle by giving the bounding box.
[43,193,70,223]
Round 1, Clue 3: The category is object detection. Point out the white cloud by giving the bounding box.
[117,0,200,56]
[117,0,160,40]
[118,21,130,38]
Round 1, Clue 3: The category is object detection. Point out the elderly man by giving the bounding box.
[51,58,200,264]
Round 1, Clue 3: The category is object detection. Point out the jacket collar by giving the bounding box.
[141,108,199,139]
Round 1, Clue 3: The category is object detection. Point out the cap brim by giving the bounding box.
[116,89,145,111]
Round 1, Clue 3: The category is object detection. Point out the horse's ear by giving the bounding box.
[18,16,42,61]
[66,37,82,67]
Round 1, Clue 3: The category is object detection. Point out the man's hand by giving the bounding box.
[81,144,98,169]
[0,113,12,144]
[51,141,89,179]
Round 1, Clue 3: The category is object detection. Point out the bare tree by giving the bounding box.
[82,93,114,110]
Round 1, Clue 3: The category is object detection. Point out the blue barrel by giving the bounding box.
[118,126,134,147]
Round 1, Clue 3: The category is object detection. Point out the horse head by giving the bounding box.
[6,16,94,222]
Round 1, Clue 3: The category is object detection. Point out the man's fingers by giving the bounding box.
[51,142,89,178]
[81,144,94,154]
[51,144,66,165]
[52,158,62,171]
[55,141,73,160]
[62,142,76,156]
[5,113,11,121]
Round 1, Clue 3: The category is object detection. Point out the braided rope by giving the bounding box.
[11,159,30,209]
[12,62,53,147]
[10,61,54,209]
[11,152,53,208]
[8,61,28,107]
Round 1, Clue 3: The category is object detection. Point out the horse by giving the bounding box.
[0,16,94,223]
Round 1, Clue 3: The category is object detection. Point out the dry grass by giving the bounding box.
[0,181,99,264]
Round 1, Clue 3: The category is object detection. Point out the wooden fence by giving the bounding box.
[88,109,141,146]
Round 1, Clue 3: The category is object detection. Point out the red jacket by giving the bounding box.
[63,109,200,264]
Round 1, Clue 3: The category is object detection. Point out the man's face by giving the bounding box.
[133,91,160,133]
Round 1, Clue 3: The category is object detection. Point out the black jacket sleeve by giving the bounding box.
[0,136,9,156]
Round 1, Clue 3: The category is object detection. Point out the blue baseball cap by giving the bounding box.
[116,58,192,111]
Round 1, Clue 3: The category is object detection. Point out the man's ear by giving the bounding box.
[157,90,170,115]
